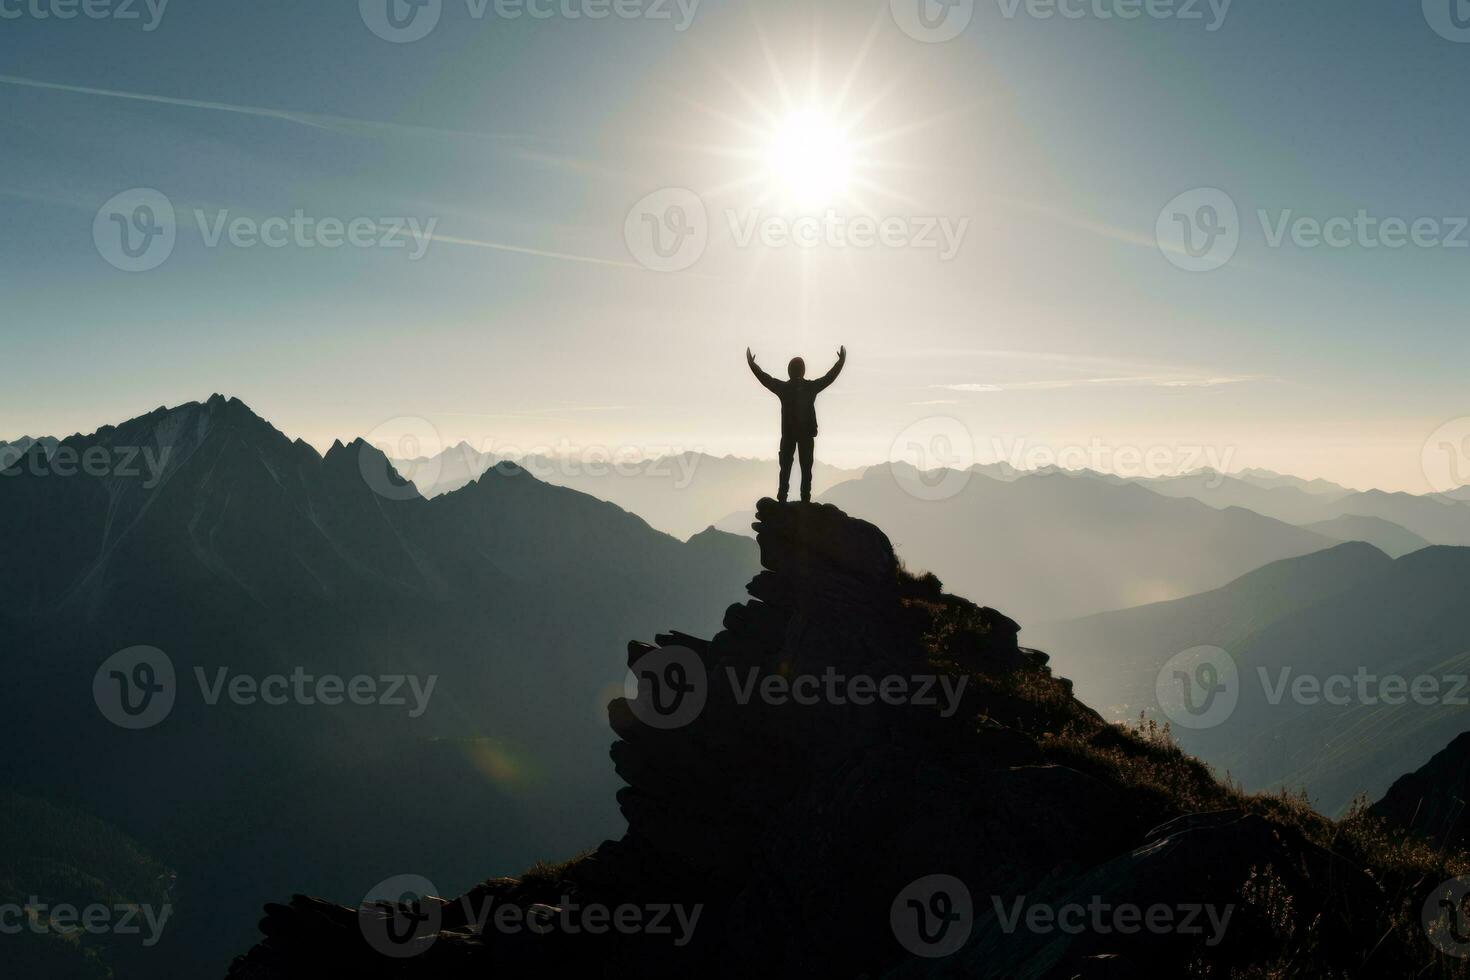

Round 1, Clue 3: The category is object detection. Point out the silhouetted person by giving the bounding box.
[747,346,846,503]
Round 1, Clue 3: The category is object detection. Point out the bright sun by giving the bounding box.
[764,108,855,211]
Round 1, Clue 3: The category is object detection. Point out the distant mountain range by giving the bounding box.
[1300,514,1430,558]
[1028,542,1470,814]
[0,435,57,469]
[388,444,865,539]
[385,441,1470,554]
[0,396,758,975]
[719,464,1342,622]
[1056,466,1470,545]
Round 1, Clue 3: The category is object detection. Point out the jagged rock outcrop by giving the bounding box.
[227,500,1444,979]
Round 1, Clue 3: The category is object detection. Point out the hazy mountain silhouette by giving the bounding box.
[390,445,864,539]
[1114,468,1352,525]
[1026,542,1398,717]
[785,465,1339,622]
[1031,543,1470,814]
[960,466,1469,547]
[1232,467,1358,497]
[228,500,1457,978]
[1317,489,1470,545]
[1072,468,1470,546]
[1301,514,1430,558]
[1212,545,1470,812]
[0,434,58,469]
[0,396,758,975]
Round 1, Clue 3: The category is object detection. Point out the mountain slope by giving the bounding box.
[0,396,760,976]
[0,435,57,469]
[1302,514,1431,558]
[1124,468,1346,525]
[1074,467,1470,547]
[1025,541,1396,717]
[815,466,1338,622]
[390,446,865,539]
[1372,730,1470,851]
[1033,543,1470,815]
[1321,489,1470,545]
[1234,467,1356,498]
[1208,545,1470,813]
[227,500,1460,979]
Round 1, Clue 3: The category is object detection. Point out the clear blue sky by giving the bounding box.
[4,0,1468,490]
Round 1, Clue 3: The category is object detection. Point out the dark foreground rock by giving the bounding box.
[228,500,1459,979]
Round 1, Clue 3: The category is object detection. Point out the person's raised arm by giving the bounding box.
[747,348,780,393]
[812,346,847,392]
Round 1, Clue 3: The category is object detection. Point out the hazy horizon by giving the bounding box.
[0,392,1444,496]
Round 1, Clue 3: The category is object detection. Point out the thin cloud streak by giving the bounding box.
[426,232,726,278]
[934,375,1268,393]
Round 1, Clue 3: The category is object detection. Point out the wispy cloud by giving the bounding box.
[0,72,537,143]
[934,375,1266,393]
[0,73,676,274]
[0,72,622,179]
[423,232,657,273]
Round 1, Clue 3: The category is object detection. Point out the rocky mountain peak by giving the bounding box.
[226,500,1456,979]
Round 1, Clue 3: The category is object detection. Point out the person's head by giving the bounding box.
[787,357,806,380]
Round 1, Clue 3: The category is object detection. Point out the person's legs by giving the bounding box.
[777,435,796,502]
[798,437,815,503]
